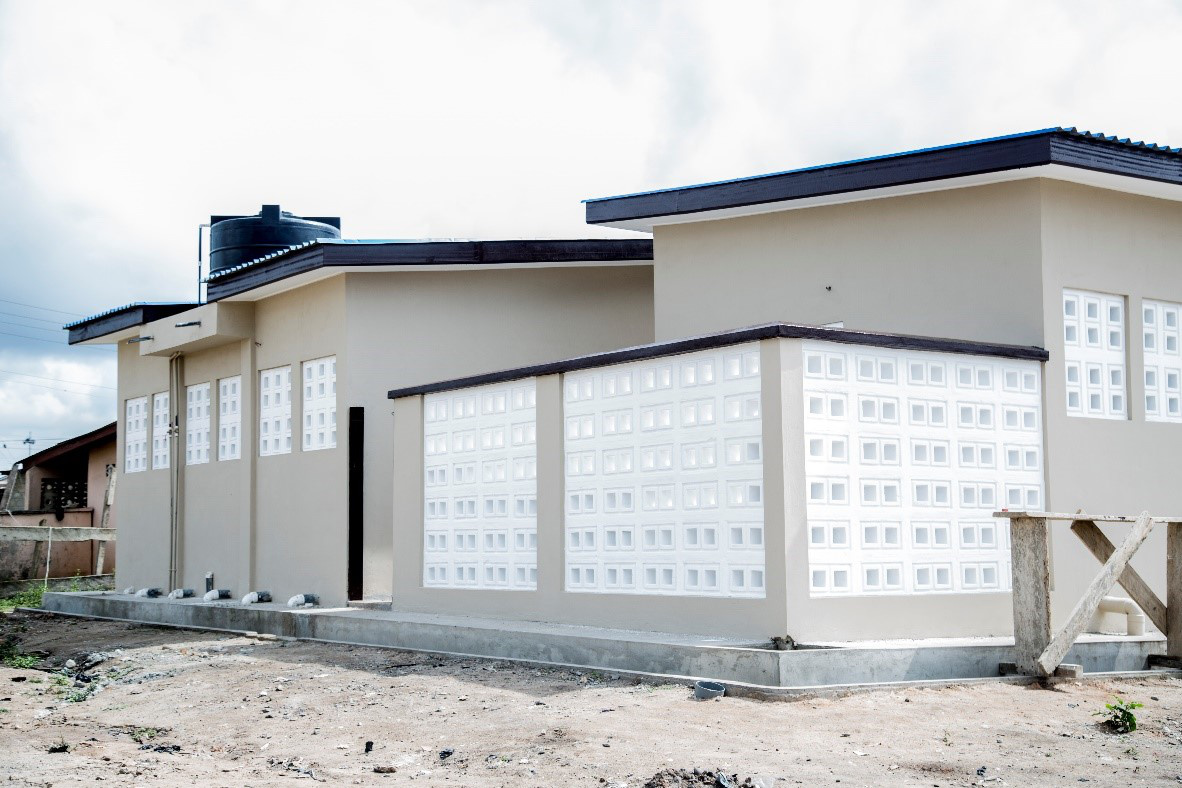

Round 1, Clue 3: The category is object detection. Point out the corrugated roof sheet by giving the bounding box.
[202,237,478,282]
[63,301,196,330]
[582,126,1182,204]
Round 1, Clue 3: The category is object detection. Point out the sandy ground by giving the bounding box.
[0,611,1180,787]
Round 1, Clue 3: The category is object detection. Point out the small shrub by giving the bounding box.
[65,685,95,703]
[0,636,38,669]
[4,654,39,670]
[1095,696,1143,733]
[131,727,162,743]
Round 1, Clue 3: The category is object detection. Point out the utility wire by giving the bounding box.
[0,320,63,335]
[0,377,109,399]
[0,369,114,389]
[0,310,66,326]
[0,298,83,317]
[0,330,114,351]
[0,437,70,442]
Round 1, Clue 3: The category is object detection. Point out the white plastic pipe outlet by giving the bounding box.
[1089,597,1146,636]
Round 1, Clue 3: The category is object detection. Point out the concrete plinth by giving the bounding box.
[39,592,1171,691]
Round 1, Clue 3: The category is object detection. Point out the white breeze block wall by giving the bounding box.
[1142,298,1182,423]
[1062,289,1127,420]
[802,340,1043,597]
[563,343,765,598]
[423,380,538,590]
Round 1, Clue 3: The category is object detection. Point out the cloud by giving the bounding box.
[0,349,116,467]
[0,0,1179,461]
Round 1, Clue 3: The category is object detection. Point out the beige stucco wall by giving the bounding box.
[250,277,348,603]
[649,178,1182,639]
[1039,180,1182,624]
[345,266,654,599]
[111,278,349,602]
[113,341,171,592]
[177,341,249,596]
[111,265,653,605]
[651,180,1046,345]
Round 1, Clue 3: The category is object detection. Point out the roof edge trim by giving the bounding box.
[388,323,1049,399]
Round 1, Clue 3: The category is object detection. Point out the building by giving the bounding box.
[67,228,655,604]
[0,422,117,581]
[69,128,1182,643]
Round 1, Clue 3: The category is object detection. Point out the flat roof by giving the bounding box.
[387,322,1049,399]
[584,127,1182,230]
[69,239,654,343]
[205,238,654,301]
[66,302,199,345]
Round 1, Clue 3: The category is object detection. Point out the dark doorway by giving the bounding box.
[347,407,364,600]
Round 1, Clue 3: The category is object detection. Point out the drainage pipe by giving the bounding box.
[167,353,184,591]
[1090,597,1146,636]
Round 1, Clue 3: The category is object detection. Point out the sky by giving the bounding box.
[0,0,1180,468]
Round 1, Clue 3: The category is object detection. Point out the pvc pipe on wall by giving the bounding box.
[168,353,184,591]
[1089,597,1146,636]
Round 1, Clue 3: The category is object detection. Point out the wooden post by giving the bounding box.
[1070,519,1167,633]
[1168,522,1182,659]
[96,467,116,575]
[98,467,117,530]
[1036,511,1155,675]
[1010,516,1052,675]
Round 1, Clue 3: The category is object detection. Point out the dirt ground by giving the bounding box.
[1,611,1180,787]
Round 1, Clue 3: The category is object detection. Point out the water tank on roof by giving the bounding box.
[208,204,341,273]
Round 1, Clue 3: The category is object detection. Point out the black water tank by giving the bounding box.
[209,205,341,273]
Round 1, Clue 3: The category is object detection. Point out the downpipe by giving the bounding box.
[168,352,184,591]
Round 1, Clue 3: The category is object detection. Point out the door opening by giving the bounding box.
[347,407,364,600]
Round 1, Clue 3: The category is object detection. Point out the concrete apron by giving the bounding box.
[39,592,1173,692]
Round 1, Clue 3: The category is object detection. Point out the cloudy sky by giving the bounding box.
[1,0,1179,467]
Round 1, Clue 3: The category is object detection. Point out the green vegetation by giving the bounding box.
[0,635,39,669]
[130,727,163,743]
[0,585,44,613]
[65,684,96,703]
[1095,696,1144,733]
[4,653,38,669]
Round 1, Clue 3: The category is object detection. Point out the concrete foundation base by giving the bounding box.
[39,592,1173,691]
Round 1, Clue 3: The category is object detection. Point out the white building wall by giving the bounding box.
[124,396,148,473]
[422,380,538,590]
[1061,288,1127,420]
[562,343,766,598]
[801,340,1043,598]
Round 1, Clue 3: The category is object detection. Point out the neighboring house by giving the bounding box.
[0,422,117,581]
[68,128,1182,641]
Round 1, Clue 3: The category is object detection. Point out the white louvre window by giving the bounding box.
[1143,299,1181,423]
[218,375,242,460]
[151,392,170,469]
[1062,289,1127,420]
[259,366,292,456]
[124,396,148,473]
[302,356,337,451]
[185,382,211,465]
